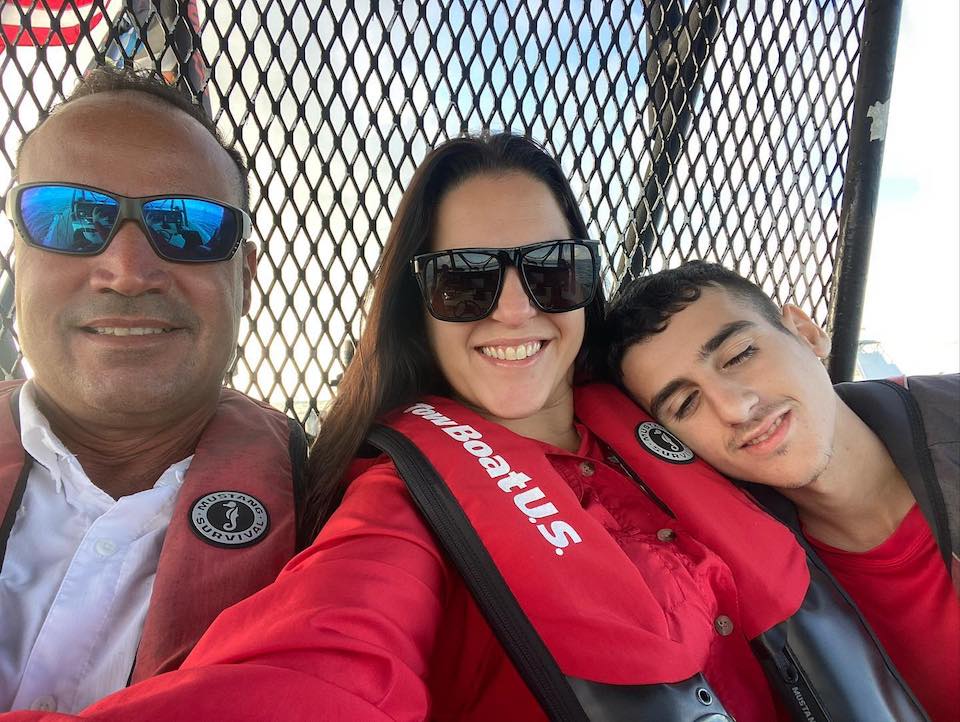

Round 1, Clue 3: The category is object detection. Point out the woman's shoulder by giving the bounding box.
[344,452,398,486]
[301,453,448,565]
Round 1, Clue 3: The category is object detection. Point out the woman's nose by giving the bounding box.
[490,267,537,325]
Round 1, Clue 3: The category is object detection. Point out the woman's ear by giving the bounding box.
[780,304,831,359]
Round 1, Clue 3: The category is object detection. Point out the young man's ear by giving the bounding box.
[780,304,831,359]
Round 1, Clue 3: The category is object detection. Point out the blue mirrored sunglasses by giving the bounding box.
[5,182,252,263]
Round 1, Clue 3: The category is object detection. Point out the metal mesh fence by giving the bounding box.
[1,0,867,429]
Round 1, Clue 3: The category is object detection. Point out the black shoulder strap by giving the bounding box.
[834,380,951,569]
[286,416,310,550]
[366,424,589,722]
[0,386,32,575]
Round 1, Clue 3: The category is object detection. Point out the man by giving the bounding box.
[605,260,959,722]
[0,67,305,714]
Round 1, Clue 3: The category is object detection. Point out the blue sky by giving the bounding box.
[860,0,959,374]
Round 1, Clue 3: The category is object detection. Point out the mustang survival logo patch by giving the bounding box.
[635,421,695,464]
[189,491,270,548]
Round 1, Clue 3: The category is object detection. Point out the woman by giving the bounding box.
[4,134,869,722]
[293,133,806,722]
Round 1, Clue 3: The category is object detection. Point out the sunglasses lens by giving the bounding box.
[521,241,597,311]
[143,198,239,262]
[17,185,118,254]
[422,251,502,321]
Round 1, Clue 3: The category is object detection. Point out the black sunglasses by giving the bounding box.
[411,239,601,322]
[5,182,252,263]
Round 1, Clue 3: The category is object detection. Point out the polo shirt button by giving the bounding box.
[656,528,676,542]
[714,614,734,636]
[31,696,56,712]
[95,538,117,557]
[578,461,595,476]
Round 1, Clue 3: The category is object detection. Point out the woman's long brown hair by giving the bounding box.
[301,132,606,543]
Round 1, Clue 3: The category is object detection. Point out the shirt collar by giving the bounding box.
[19,380,77,493]
[18,380,193,499]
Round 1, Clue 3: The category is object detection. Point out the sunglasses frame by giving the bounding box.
[4,182,252,264]
[411,238,601,322]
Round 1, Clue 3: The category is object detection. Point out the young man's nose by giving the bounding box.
[490,267,537,325]
[87,221,172,296]
[707,378,760,424]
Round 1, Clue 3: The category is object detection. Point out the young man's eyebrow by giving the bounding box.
[698,320,756,361]
[648,320,757,418]
[649,378,687,420]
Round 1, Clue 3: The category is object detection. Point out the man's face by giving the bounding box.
[14,92,256,426]
[620,286,839,489]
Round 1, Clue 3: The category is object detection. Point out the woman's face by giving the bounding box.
[425,171,585,422]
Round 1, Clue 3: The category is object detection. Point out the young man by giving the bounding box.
[605,261,959,722]
[0,68,305,714]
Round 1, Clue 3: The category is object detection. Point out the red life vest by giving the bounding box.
[0,380,304,682]
[375,384,930,721]
[381,384,808,684]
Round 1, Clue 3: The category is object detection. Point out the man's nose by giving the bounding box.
[707,378,760,424]
[88,221,172,296]
[490,267,537,325]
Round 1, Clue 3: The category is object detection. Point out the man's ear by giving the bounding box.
[781,304,831,359]
[241,241,258,315]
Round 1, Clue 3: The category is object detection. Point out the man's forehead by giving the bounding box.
[17,92,241,204]
[22,92,177,159]
[655,287,763,344]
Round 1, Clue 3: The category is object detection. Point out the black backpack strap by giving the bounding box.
[835,379,951,569]
[367,424,590,722]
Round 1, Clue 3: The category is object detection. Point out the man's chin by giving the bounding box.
[729,461,828,491]
[75,376,213,421]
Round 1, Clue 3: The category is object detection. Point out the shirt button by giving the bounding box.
[656,528,677,542]
[578,461,595,476]
[714,615,734,636]
[95,538,117,557]
[31,696,56,711]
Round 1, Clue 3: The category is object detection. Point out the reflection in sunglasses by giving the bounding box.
[414,240,599,322]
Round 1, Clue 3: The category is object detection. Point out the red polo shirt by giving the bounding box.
[808,505,960,722]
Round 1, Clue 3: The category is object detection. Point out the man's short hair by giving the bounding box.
[604,261,787,384]
[15,66,249,211]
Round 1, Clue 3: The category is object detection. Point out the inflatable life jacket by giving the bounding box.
[369,383,929,722]
[0,380,307,683]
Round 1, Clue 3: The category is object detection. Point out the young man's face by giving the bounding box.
[620,286,839,489]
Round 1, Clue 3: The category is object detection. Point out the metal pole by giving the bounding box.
[828,0,903,382]
[625,0,725,279]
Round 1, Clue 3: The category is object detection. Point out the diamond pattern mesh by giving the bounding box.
[0,0,865,428]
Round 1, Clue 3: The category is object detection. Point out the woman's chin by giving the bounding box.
[469,388,555,424]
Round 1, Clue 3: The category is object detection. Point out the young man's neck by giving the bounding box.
[780,397,916,552]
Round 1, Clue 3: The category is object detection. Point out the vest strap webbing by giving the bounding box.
[0,384,27,573]
[367,424,590,722]
[835,379,951,570]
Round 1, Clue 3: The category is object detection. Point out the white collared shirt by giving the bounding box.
[0,382,192,713]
